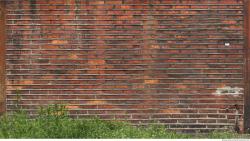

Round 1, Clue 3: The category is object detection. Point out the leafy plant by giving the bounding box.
[207,130,239,139]
[0,105,248,139]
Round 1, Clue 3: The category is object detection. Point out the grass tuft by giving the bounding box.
[0,105,248,139]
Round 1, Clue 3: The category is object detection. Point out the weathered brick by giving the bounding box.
[4,0,245,132]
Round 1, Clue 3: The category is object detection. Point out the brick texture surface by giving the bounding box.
[5,0,244,133]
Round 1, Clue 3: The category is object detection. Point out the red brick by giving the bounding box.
[4,0,244,133]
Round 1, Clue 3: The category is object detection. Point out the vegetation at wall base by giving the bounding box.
[0,104,248,139]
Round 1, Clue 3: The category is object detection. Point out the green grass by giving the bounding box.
[0,112,191,138]
[0,104,248,139]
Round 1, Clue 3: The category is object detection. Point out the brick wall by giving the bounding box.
[5,0,244,133]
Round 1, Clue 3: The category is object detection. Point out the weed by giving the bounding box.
[0,105,248,139]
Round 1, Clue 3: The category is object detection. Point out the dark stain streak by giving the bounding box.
[29,0,36,19]
[75,0,80,14]
[9,1,23,65]
[16,1,22,19]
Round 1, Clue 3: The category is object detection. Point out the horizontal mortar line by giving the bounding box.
[7,31,242,34]
[6,8,244,11]
[8,33,243,38]
[4,120,231,126]
[168,129,228,131]
[6,18,244,21]
[3,109,241,114]
[6,28,243,31]
[2,118,234,124]
[6,68,243,70]
[1,31,229,34]
[6,73,243,76]
[4,108,211,111]
[5,86,244,89]
[5,93,244,96]
[6,91,244,94]
[6,78,243,80]
[6,83,244,86]
[10,40,242,43]
[6,70,244,72]
[5,51,244,54]
[5,56,245,59]
[103,119,235,123]
[6,48,244,51]
[6,40,244,44]
[5,90,243,92]
[23,121,235,126]
[6,4,244,6]
[4,114,239,121]
[28,24,237,28]
[2,116,228,122]
[6,23,242,26]
[6,53,244,56]
[7,35,240,38]
[67,113,239,117]
[0,114,232,121]
[3,107,239,111]
[6,13,244,16]
[65,119,235,122]
[5,54,245,57]
[39,110,241,114]
[5,53,245,56]
[6,104,243,110]
[139,123,235,125]
[7,28,242,31]
[5,118,220,123]
[5,87,243,91]
[4,113,239,121]
[7,96,243,101]
[5,82,243,85]
[6,44,245,47]
[6,59,244,61]
[5,102,243,107]
[6,98,243,101]
[6,62,244,65]
[167,128,229,130]
[7,83,242,86]
[7,59,244,62]
[6,27,243,29]
[167,129,230,131]
[6,41,244,44]
[135,123,235,126]
[167,129,233,131]
[6,87,243,90]
[7,80,243,83]
[7,67,243,71]
[2,108,228,114]
[11,71,241,74]
[6,43,244,45]
[6,38,245,41]
[6,103,242,107]
[6,34,244,37]
[53,113,234,116]
[6,72,243,77]
[6,33,243,35]
[6,38,242,41]
[6,98,244,101]
[6,63,245,65]
[7,72,243,76]
[6,82,244,86]
[171,118,233,121]
[6,33,244,36]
